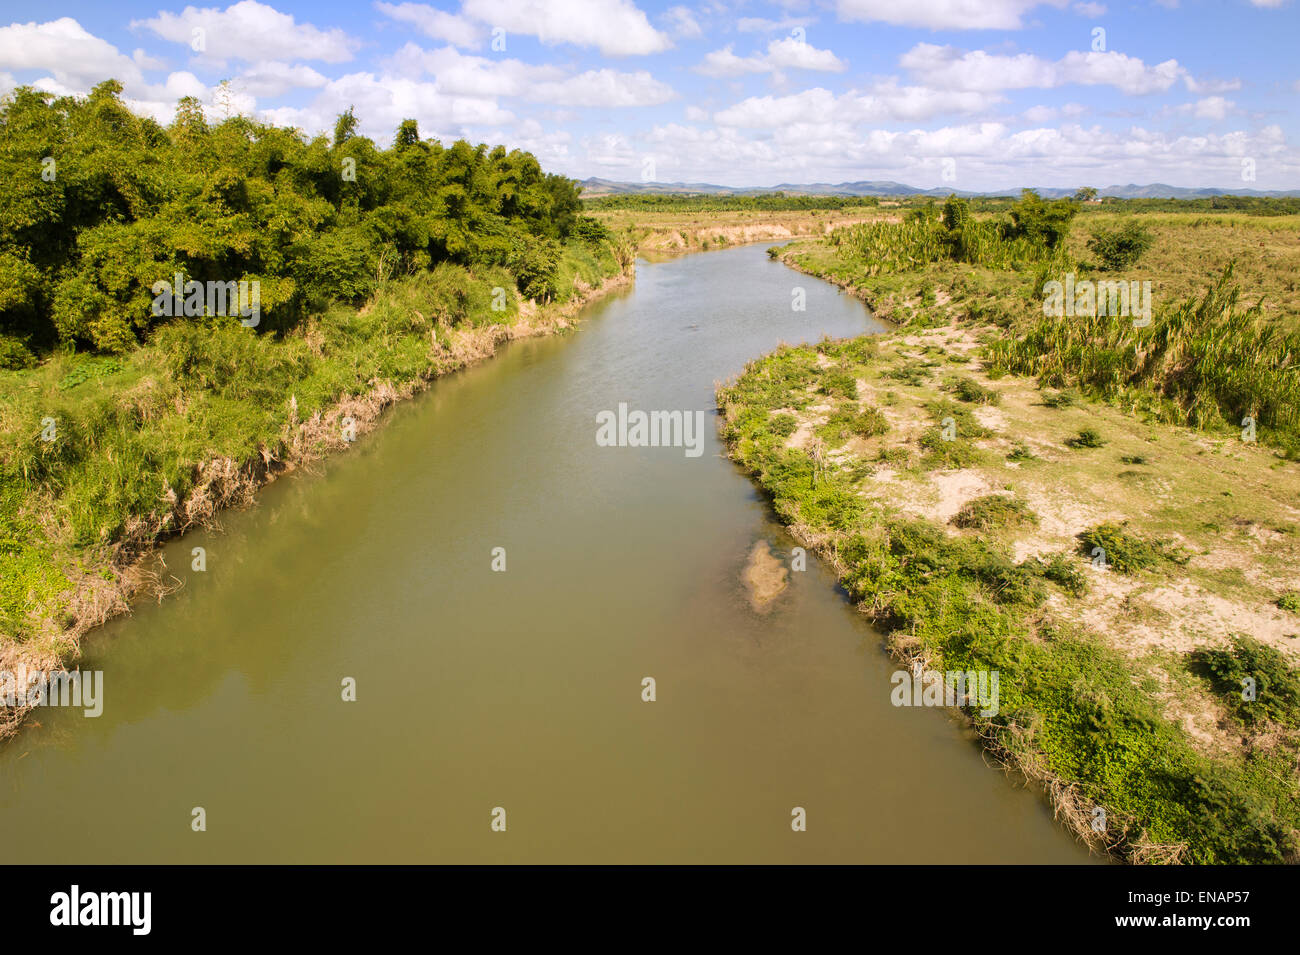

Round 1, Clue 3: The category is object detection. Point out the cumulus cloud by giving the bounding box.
[0,17,145,89]
[900,43,1187,94]
[233,60,330,98]
[737,16,813,33]
[460,0,671,55]
[374,2,482,48]
[384,43,673,106]
[662,5,702,38]
[712,82,1003,127]
[590,116,1294,190]
[697,37,846,76]
[261,71,514,140]
[133,0,358,63]
[836,0,1067,30]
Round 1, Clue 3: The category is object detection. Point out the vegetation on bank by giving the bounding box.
[718,334,1300,864]
[726,190,1300,863]
[583,193,879,213]
[0,82,626,671]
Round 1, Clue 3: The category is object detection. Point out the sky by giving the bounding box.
[1,0,1298,190]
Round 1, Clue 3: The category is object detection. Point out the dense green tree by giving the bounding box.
[0,82,597,364]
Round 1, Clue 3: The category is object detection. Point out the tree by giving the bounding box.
[1008,189,1078,250]
[1074,186,1099,203]
[332,107,357,148]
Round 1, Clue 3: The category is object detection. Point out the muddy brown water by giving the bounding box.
[0,244,1094,862]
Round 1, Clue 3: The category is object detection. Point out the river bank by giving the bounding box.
[0,242,1091,863]
[715,221,1300,863]
[0,260,632,741]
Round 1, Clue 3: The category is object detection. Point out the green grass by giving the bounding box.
[719,340,1300,863]
[0,247,622,652]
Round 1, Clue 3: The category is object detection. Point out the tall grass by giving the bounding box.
[987,265,1300,446]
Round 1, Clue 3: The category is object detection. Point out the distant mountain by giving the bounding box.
[578,177,1300,199]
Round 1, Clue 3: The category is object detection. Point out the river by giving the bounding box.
[0,244,1092,862]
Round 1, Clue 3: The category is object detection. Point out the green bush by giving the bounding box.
[770,413,798,438]
[952,377,1000,405]
[1088,222,1155,270]
[1066,428,1106,449]
[819,368,859,399]
[1078,522,1189,574]
[1190,636,1300,728]
[952,494,1038,531]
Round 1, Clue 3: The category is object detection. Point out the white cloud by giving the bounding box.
[737,16,812,33]
[1072,2,1106,16]
[901,43,1187,94]
[1179,96,1234,120]
[713,82,1002,127]
[1183,74,1242,94]
[234,60,330,98]
[697,38,846,76]
[374,2,482,48]
[460,0,672,55]
[133,1,358,63]
[591,116,1296,190]
[384,43,673,106]
[663,6,703,38]
[836,0,1067,30]
[261,71,514,140]
[0,17,145,90]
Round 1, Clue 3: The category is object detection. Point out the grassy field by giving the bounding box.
[0,242,626,714]
[721,196,1300,863]
[588,200,889,255]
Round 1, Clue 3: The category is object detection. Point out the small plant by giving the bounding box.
[1088,222,1155,271]
[1277,591,1300,614]
[876,446,912,466]
[1040,552,1089,597]
[770,413,798,438]
[1189,635,1300,728]
[884,363,928,386]
[1042,389,1079,409]
[1119,454,1148,465]
[951,377,1001,405]
[919,429,986,469]
[1078,522,1190,574]
[1006,443,1037,462]
[819,368,858,399]
[818,406,888,444]
[952,494,1038,531]
[1066,428,1106,449]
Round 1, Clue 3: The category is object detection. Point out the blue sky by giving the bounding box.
[2,0,1298,189]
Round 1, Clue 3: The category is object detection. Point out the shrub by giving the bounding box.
[1039,552,1089,597]
[1189,636,1300,728]
[1007,443,1037,462]
[951,377,1000,405]
[819,368,858,399]
[1065,428,1106,449]
[818,406,889,444]
[919,429,985,469]
[770,413,798,438]
[1088,222,1155,271]
[1078,521,1189,574]
[1277,591,1300,614]
[952,494,1038,531]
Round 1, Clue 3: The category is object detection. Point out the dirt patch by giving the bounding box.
[743,540,790,610]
